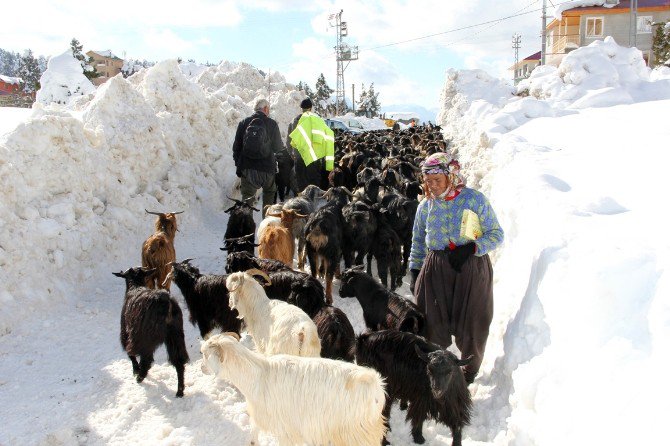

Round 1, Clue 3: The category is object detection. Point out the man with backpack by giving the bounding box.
[232,98,285,211]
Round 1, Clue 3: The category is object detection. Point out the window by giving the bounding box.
[637,16,652,34]
[585,17,604,37]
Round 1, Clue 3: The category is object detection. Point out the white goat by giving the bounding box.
[201,333,387,446]
[226,269,321,357]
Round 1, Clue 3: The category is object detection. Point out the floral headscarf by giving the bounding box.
[421,152,465,200]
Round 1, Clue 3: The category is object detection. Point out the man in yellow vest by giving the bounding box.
[288,98,335,191]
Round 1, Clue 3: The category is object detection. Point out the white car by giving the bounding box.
[324,118,364,134]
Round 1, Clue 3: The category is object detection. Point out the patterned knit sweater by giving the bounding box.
[408,187,504,271]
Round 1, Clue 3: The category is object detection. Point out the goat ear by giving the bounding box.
[457,354,474,367]
[414,344,430,363]
[112,271,125,278]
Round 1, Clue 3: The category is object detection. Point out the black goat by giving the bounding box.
[371,216,404,290]
[341,200,377,273]
[224,196,259,242]
[225,250,291,275]
[355,330,472,446]
[220,233,258,255]
[283,185,327,269]
[113,267,189,398]
[262,269,356,362]
[304,187,352,303]
[378,194,419,277]
[339,267,424,335]
[276,149,296,202]
[168,259,241,339]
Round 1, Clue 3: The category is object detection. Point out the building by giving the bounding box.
[547,0,670,66]
[86,50,124,86]
[509,51,541,84]
[0,75,22,95]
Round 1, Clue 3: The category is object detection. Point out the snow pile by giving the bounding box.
[35,50,96,106]
[179,61,209,80]
[518,37,670,109]
[435,68,514,188]
[0,74,22,85]
[434,35,670,445]
[0,59,301,334]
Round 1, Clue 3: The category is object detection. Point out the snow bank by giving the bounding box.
[36,50,96,106]
[0,59,301,334]
[518,37,670,109]
[436,35,670,446]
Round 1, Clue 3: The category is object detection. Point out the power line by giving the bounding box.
[359,6,547,53]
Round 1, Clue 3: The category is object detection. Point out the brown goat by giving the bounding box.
[141,209,183,290]
[258,209,307,267]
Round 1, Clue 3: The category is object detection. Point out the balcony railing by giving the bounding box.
[551,34,580,54]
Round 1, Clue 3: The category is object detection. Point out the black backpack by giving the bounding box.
[242,116,272,159]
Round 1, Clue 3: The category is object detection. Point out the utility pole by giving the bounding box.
[629,0,639,47]
[513,33,521,85]
[352,83,355,114]
[329,10,358,115]
[541,0,547,65]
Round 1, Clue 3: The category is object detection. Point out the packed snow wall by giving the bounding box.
[0,59,303,334]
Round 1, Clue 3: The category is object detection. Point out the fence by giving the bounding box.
[0,94,34,108]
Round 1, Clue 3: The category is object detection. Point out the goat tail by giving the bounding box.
[296,323,321,357]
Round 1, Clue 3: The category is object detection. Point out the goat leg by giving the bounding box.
[411,419,426,444]
[175,363,185,398]
[128,355,140,377]
[137,354,154,383]
[451,425,462,446]
[381,396,393,446]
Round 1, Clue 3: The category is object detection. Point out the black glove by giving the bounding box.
[409,269,420,295]
[235,166,242,178]
[448,242,476,272]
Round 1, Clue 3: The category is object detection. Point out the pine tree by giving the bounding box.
[70,38,100,80]
[357,83,369,116]
[17,49,41,93]
[1,49,18,76]
[652,22,670,66]
[366,83,381,116]
[314,73,334,116]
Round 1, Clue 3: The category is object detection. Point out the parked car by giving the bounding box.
[324,118,364,134]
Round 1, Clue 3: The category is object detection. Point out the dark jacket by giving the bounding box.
[233,111,284,174]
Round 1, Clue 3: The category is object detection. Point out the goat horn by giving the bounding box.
[223,331,241,341]
[341,187,355,198]
[244,268,271,286]
[162,270,174,287]
[170,211,185,215]
[145,209,163,216]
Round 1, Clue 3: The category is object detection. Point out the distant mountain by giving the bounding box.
[381,104,439,124]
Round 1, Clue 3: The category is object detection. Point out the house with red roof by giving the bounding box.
[509,51,541,84]
[547,0,670,66]
[0,75,22,96]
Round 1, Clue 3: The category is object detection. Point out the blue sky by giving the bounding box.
[1,0,554,109]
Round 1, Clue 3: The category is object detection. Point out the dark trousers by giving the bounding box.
[415,250,494,380]
[240,169,277,212]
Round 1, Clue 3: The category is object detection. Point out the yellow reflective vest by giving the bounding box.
[289,112,335,171]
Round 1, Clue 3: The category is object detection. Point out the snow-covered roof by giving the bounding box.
[90,50,121,60]
[385,111,420,121]
[554,0,670,20]
[554,1,618,20]
[0,75,22,85]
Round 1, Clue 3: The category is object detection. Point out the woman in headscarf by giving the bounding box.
[408,152,504,384]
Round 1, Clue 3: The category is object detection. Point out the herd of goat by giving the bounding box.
[113,125,474,446]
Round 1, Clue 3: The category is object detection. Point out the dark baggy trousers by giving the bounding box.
[240,169,277,212]
[415,250,494,380]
